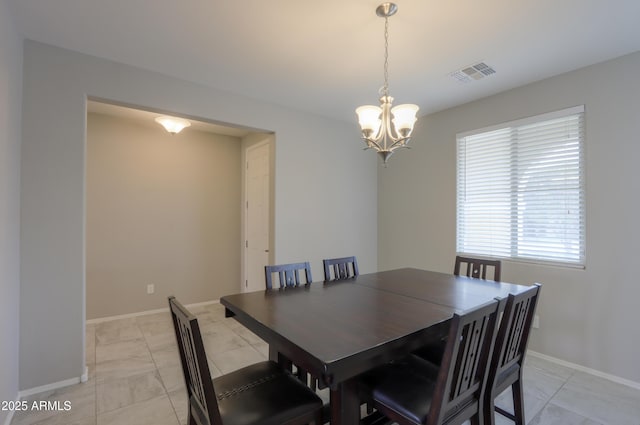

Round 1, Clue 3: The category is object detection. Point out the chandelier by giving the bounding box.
[356,3,419,164]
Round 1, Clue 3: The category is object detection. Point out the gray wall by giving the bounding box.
[20,40,377,390]
[0,0,22,419]
[86,113,242,319]
[378,52,640,382]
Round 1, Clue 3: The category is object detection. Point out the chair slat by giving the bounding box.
[454,255,502,282]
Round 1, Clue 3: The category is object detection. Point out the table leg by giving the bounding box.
[268,344,279,362]
[269,345,293,372]
[330,379,360,425]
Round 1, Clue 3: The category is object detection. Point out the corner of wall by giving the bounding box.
[0,0,23,423]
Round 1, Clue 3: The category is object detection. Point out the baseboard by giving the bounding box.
[18,375,82,398]
[528,350,640,390]
[86,299,220,324]
[80,366,88,383]
[22,302,221,400]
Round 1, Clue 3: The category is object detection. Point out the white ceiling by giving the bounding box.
[9,0,640,123]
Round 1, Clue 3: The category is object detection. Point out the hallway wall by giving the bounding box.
[86,113,241,319]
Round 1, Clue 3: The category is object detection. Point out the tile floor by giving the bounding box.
[10,302,640,425]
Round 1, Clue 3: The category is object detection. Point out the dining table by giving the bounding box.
[220,267,529,425]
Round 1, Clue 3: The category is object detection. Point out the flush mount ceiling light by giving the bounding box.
[155,116,191,134]
[356,3,419,165]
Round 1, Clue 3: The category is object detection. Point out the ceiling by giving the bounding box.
[9,0,640,124]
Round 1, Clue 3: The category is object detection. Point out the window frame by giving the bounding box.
[456,105,586,268]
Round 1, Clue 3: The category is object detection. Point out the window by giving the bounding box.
[456,106,585,267]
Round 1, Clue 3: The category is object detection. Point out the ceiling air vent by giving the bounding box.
[450,62,496,83]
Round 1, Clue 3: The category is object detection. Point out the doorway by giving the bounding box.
[85,99,273,319]
[243,139,273,292]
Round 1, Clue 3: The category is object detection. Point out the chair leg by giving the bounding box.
[470,413,481,425]
[483,389,496,425]
[360,411,393,425]
[187,410,197,425]
[512,379,525,425]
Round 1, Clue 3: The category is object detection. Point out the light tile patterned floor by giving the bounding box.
[10,302,640,425]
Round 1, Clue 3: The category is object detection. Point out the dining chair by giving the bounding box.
[168,296,323,425]
[322,256,359,281]
[264,261,317,390]
[265,261,313,290]
[484,284,541,425]
[413,256,501,366]
[454,255,502,282]
[358,299,502,425]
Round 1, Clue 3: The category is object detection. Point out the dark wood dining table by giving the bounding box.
[220,267,529,425]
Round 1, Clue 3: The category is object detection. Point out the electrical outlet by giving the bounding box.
[533,315,540,329]
[147,284,155,295]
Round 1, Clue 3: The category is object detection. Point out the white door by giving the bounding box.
[244,142,270,292]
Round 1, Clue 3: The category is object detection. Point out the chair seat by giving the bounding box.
[359,300,501,425]
[214,360,323,425]
[413,339,446,365]
[360,355,441,425]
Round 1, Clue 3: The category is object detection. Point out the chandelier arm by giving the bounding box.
[387,123,403,143]
[380,107,390,152]
[388,139,406,151]
[363,137,384,151]
[380,97,398,150]
[388,138,410,152]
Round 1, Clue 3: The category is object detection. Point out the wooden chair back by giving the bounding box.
[323,256,359,281]
[264,262,316,388]
[264,262,313,289]
[429,299,502,425]
[169,296,222,425]
[484,284,541,424]
[454,255,502,281]
[491,284,540,377]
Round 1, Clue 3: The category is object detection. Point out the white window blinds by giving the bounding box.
[456,106,585,267]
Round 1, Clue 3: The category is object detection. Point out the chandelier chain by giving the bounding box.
[383,16,389,97]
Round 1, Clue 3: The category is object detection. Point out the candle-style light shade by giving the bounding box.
[356,105,382,137]
[391,104,419,136]
[155,116,191,134]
